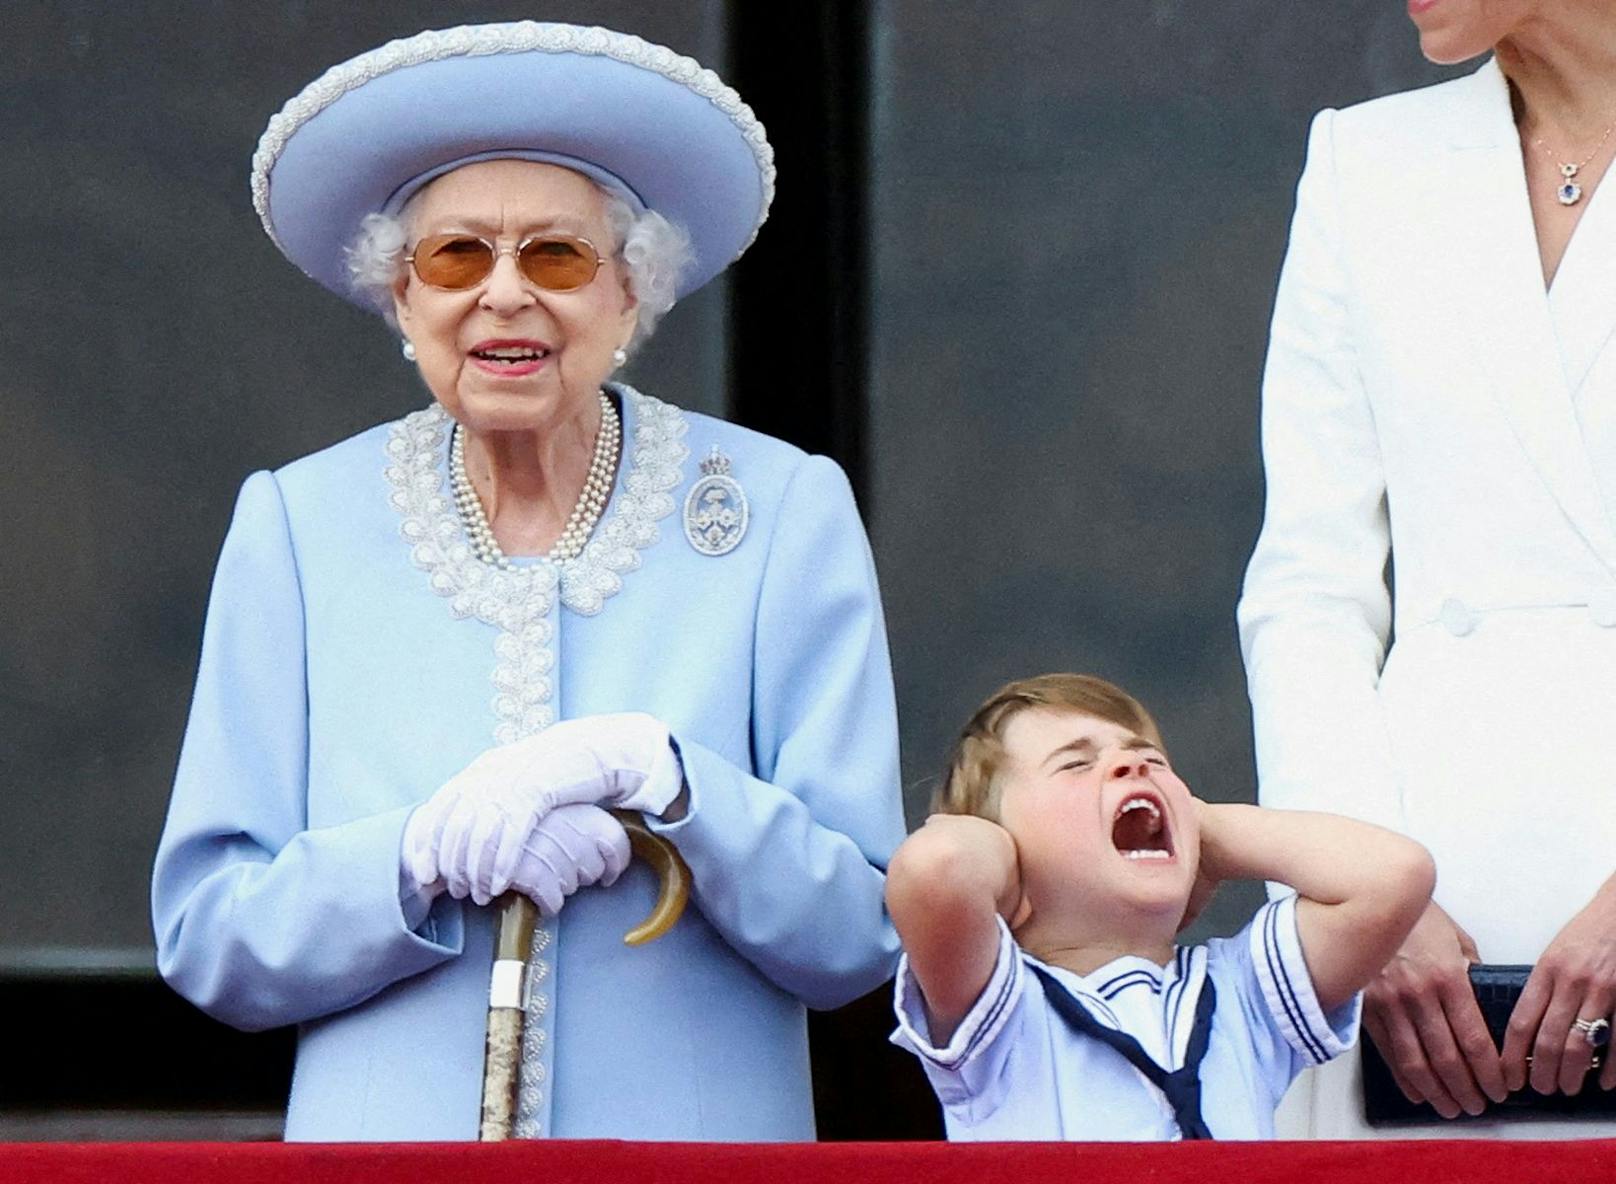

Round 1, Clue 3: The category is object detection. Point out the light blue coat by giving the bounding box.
[151,386,904,1141]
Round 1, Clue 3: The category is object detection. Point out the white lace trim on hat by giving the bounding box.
[252,22,775,251]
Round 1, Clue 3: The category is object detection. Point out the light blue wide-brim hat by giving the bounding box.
[251,21,775,307]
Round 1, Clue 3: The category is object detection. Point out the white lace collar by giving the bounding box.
[383,383,689,626]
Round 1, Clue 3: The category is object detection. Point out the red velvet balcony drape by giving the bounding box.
[4,1138,1615,1184]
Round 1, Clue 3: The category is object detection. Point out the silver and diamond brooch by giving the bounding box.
[683,444,749,556]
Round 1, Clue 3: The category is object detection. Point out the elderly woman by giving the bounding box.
[1240,0,1616,1139]
[150,22,903,1142]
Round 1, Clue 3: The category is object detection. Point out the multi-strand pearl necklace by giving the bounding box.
[450,392,622,569]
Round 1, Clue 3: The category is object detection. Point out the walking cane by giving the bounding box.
[479,810,692,1140]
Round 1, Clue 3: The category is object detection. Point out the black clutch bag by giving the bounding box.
[1362,964,1616,1124]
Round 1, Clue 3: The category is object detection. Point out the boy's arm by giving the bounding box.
[1197,801,1434,1013]
[885,814,1025,1044]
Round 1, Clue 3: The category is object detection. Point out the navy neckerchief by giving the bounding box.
[1029,962,1218,1140]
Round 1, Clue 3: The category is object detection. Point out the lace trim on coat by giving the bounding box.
[383,384,688,743]
[384,384,685,1137]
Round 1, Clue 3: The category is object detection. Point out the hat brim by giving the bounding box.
[254,23,773,305]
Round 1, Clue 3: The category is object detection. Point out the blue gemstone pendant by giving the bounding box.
[1558,162,1583,206]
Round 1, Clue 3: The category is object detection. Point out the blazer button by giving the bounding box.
[1590,589,1616,628]
[1438,598,1476,637]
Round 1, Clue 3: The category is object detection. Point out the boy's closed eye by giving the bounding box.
[1051,746,1170,777]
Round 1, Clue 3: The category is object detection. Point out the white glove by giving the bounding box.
[507,804,631,915]
[402,713,683,905]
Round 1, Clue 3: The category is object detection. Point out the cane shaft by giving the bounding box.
[479,893,538,1141]
[477,815,687,1139]
[479,1007,525,1140]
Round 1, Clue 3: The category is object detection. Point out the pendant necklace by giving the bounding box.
[1532,114,1616,206]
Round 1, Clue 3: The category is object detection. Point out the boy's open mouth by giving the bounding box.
[1111,794,1173,861]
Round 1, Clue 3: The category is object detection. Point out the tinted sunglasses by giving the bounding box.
[405,233,604,292]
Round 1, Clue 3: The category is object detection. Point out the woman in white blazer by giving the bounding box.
[1239,0,1616,1138]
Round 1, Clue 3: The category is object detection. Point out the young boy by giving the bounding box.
[886,673,1434,1140]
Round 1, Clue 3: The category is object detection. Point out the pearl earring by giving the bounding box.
[612,347,628,367]
[401,339,417,362]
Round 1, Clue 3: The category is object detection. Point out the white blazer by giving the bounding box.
[1242,53,1616,995]
[1239,57,1616,1139]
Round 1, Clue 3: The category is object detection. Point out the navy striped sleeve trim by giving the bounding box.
[890,915,1024,1072]
[1249,896,1357,1066]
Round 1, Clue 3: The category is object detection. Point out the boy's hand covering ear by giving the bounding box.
[976,817,1028,928]
[914,813,1025,918]
[888,813,1028,1044]
[1178,797,1218,932]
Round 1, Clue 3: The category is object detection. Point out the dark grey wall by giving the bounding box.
[2,2,1467,963]
[0,1,727,962]
[867,1,1463,936]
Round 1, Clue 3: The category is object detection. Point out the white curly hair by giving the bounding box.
[344,180,693,355]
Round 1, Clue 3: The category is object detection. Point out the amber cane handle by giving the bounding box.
[479,892,538,1141]
[610,809,692,945]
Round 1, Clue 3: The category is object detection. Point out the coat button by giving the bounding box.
[1438,598,1476,637]
[1590,589,1616,628]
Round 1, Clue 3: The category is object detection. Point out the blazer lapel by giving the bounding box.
[1546,166,1616,401]
[1436,60,1616,572]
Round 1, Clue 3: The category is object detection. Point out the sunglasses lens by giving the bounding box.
[413,235,494,289]
[518,237,599,291]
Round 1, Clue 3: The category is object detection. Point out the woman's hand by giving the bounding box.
[1500,884,1616,1096]
[1361,900,1507,1118]
[506,804,631,916]
[404,713,683,904]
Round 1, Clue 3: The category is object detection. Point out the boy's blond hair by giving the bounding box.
[935,673,1165,820]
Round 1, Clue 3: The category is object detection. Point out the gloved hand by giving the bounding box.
[507,804,632,915]
[401,713,683,905]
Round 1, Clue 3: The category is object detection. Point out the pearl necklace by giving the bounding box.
[450,392,622,569]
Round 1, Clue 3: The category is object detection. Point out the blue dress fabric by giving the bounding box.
[150,385,904,1141]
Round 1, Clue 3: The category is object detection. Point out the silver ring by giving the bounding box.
[1572,1017,1611,1049]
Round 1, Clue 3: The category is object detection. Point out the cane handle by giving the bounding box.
[611,809,692,945]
